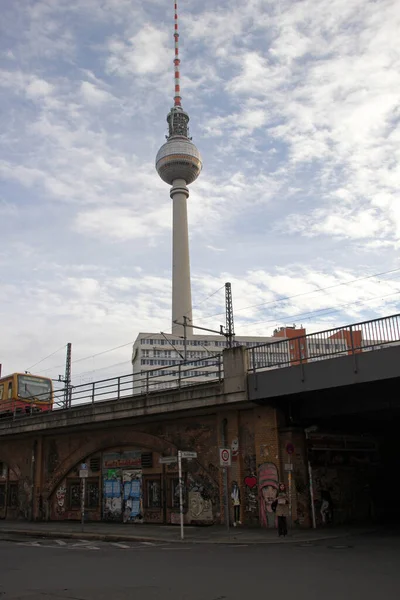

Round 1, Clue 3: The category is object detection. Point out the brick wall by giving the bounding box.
[0,406,283,527]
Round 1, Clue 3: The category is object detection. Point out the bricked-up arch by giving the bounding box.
[44,430,177,499]
[0,458,21,480]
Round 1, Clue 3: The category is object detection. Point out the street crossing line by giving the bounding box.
[55,540,67,546]
[17,541,41,547]
[141,541,156,546]
[111,542,130,549]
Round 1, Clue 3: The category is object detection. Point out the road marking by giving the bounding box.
[17,541,41,547]
[141,541,156,546]
[111,542,130,549]
[70,541,100,550]
[55,540,67,546]
[161,547,192,550]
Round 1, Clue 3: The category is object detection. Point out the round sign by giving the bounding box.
[221,449,230,462]
[286,442,295,455]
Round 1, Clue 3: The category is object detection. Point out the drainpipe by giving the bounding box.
[304,426,318,529]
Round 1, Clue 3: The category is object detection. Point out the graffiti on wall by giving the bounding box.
[188,491,213,522]
[243,454,258,515]
[231,438,239,458]
[55,484,66,515]
[258,462,279,528]
[186,469,218,523]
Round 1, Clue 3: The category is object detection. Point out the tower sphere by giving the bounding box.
[156,135,202,186]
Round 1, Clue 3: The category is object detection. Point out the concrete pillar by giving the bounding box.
[223,345,248,396]
[170,178,192,337]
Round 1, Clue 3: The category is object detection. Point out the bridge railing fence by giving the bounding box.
[0,354,223,420]
[249,313,400,373]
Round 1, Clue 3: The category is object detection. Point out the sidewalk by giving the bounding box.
[0,520,373,545]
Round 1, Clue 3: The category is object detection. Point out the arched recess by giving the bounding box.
[44,430,177,499]
[0,458,21,480]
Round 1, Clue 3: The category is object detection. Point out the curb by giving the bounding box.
[0,528,365,545]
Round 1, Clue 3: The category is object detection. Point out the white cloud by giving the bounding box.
[1,0,400,380]
[80,81,115,106]
[106,25,169,76]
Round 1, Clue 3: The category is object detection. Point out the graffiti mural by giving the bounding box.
[188,491,213,522]
[122,470,143,523]
[55,484,66,515]
[258,462,279,528]
[186,468,218,524]
[243,454,258,517]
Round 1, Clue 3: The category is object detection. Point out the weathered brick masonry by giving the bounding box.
[0,347,308,527]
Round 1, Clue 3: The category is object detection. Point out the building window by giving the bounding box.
[8,482,18,508]
[144,477,161,508]
[0,484,5,508]
[86,480,100,509]
[67,479,100,510]
[68,481,81,509]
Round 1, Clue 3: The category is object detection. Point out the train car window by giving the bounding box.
[8,382,13,399]
[0,384,4,400]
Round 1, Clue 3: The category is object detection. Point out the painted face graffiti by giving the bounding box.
[55,485,66,515]
[258,463,279,528]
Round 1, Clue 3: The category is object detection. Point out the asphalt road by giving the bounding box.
[0,532,399,599]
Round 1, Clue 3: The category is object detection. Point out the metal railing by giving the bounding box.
[249,313,400,372]
[0,354,223,421]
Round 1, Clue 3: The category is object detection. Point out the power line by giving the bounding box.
[26,344,66,372]
[37,289,227,377]
[241,289,400,330]
[199,266,400,321]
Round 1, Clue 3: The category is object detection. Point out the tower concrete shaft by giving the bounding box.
[171,179,192,336]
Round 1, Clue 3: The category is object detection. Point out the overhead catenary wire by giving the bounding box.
[36,286,228,376]
[25,344,67,372]
[31,268,400,379]
[199,266,400,321]
[241,289,400,330]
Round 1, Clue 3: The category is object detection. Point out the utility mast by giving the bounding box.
[64,343,72,408]
[225,282,235,348]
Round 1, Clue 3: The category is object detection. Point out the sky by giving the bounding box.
[1,0,400,385]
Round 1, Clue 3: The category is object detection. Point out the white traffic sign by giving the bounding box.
[181,451,197,459]
[79,469,89,478]
[219,448,231,467]
[284,463,294,472]
[159,456,178,465]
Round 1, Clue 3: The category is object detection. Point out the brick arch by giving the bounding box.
[0,456,21,479]
[45,430,177,499]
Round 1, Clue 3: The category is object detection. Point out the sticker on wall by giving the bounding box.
[231,438,239,458]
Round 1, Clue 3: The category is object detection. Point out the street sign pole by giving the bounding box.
[219,448,231,532]
[81,477,85,533]
[178,450,184,541]
[80,462,88,533]
[223,467,229,532]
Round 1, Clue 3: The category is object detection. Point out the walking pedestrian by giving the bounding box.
[276,482,289,537]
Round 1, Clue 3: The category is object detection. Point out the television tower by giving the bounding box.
[156,1,202,337]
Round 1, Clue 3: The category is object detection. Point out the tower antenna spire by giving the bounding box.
[173,1,182,107]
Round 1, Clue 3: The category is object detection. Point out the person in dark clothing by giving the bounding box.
[275,482,289,537]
